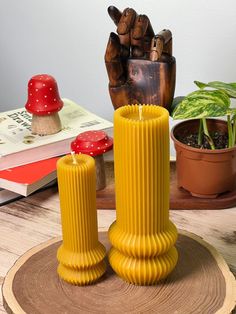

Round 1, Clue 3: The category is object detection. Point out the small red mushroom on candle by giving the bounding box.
[71,130,113,190]
[25,74,63,135]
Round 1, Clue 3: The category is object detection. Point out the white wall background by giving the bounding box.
[0,0,236,121]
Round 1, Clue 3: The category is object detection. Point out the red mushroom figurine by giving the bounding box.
[71,130,113,190]
[25,74,63,135]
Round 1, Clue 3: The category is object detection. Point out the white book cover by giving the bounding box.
[0,98,113,156]
[0,99,113,169]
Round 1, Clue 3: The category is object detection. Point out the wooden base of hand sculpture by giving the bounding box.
[108,56,176,110]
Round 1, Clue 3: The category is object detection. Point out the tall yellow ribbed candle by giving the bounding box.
[57,153,106,285]
[109,105,178,285]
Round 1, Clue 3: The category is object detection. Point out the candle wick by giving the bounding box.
[71,151,77,164]
[139,105,143,121]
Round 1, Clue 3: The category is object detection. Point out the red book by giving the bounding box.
[0,157,60,196]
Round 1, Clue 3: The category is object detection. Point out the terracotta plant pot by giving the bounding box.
[171,119,236,198]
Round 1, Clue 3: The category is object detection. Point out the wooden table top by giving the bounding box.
[0,186,235,313]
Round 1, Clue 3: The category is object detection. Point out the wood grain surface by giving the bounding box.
[0,182,236,312]
[2,231,235,314]
[96,162,236,209]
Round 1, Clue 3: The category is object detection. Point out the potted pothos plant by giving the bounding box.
[170,81,236,198]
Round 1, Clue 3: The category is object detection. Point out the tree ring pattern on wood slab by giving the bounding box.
[2,230,236,314]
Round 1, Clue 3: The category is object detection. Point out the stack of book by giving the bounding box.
[0,99,113,205]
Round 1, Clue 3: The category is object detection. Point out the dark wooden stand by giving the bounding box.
[2,230,235,314]
[96,161,236,209]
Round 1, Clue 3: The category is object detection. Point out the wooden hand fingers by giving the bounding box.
[158,29,172,56]
[150,29,172,61]
[108,6,155,58]
[116,8,136,54]
[131,14,153,58]
[104,32,126,87]
[107,6,122,26]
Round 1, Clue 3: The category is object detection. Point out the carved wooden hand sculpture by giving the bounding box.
[105,6,176,110]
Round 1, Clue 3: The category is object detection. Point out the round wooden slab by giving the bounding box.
[3,230,236,314]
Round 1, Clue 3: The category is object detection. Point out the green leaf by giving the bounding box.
[194,81,208,89]
[194,80,236,98]
[172,89,230,120]
[170,96,185,116]
[187,90,230,105]
[227,107,236,115]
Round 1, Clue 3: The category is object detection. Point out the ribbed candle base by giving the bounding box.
[57,250,106,285]
[109,246,178,285]
[108,220,178,285]
[109,221,177,258]
[57,242,106,285]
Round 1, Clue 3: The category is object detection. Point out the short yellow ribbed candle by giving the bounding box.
[109,105,178,285]
[57,153,106,285]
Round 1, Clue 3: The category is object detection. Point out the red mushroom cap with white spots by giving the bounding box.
[71,130,113,157]
[25,74,63,115]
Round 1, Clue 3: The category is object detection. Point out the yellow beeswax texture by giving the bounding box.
[57,154,106,285]
[109,105,178,285]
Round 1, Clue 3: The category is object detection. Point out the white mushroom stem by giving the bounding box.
[94,154,106,191]
[31,112,62,136]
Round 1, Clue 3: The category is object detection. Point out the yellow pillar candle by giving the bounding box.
[109,105,178,285]
[57,153,106,285]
